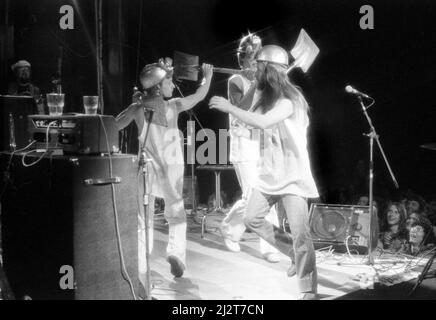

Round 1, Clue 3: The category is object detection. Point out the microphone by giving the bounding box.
[345,85,371,99]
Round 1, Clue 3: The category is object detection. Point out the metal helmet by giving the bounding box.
[237,33,262,68]
[256,45,289,67]
[140,57,174,90]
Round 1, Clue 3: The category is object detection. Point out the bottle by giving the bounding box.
[8,113,16,151]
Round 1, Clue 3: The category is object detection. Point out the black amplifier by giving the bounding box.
[28,114,120,155]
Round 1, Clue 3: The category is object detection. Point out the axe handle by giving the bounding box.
[176,65,244,75]
[213,67,244,75]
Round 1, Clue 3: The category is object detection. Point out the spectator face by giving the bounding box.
[407,200,420,215]
[357,196,369,206]
[387,205,401,226]
[16,67,31,83]
[406,213,420,231]
[409,225,425,246]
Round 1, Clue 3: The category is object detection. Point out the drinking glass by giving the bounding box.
[46,93,65,116]
[83,96,99,115]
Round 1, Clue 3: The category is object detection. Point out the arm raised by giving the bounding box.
[176,63,214,113]
[115,103,140,130]
[209,96,294,129]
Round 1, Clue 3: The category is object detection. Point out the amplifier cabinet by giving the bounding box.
[0,153,143,299]
[309,203,379,254]
[28,114,120,155]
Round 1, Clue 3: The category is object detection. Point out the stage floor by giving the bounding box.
[148,214,431,300]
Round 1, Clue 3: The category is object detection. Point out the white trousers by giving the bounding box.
[138,194,186,285]
[221,161,280,254]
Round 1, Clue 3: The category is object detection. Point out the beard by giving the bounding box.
[18,75,30,84]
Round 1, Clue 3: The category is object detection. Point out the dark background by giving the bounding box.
[1,0,435,204]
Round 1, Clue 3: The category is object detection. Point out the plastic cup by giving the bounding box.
[46,93,65,116]
[83,96,99,115]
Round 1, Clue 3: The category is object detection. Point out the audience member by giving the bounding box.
[401,219,435,256]
[378,202,408,252]
[7,60,40,97]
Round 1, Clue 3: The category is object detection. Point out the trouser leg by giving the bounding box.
[260,205,280,255]
[244,189,293,257]
[220,162,250,242]
[138,195,155,289]
[281,195,317,293]
[164,197,187,266]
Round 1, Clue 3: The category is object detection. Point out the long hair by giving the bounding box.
[255,63,309,115]
[381,201,408,235]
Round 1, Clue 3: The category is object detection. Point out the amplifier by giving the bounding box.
[28,114,120,155]
[309,203,379,254]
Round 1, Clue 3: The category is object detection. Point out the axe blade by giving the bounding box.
[173,51,200,81]
[289,29,320,73]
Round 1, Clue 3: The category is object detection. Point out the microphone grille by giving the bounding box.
[345,85,353,93]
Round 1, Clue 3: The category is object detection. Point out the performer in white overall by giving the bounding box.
[220,34,282,263]
[210,45,318,299]
[116,58,213,279]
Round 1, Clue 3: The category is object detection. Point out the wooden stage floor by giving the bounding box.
[148,214,381,300]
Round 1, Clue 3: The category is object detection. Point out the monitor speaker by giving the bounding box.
[309,203,379,254]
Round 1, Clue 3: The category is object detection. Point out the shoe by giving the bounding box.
[223,237,241,252]
[263,252,281,263]
[167,255,185,278]
[287,262,296,277]
[219,226,241,252]
[297,292,318,300]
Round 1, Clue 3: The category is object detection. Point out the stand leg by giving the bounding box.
[367,132,375,265]
[202,170,225,238]
[215,171,222,212]
[142,166,152,300]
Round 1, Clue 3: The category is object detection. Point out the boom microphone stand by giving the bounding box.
[357,95,399,265]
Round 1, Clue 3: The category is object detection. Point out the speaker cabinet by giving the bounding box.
[0,153,144,299]
[309,204,379,254]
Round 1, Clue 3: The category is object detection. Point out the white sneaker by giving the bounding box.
[219,225,241,252]
[223,237,241,252]
[263,252,281,263]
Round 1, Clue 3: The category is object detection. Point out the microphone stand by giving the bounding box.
[186,109,198,217]
[139,107,154,300]
[357,96,399,265]
[174,83,211,222]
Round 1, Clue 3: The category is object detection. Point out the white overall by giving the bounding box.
[137,98,186,284]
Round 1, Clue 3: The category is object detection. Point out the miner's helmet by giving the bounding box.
[140,57,174,90]
[255,45,289,68]
[237,33,262,68]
